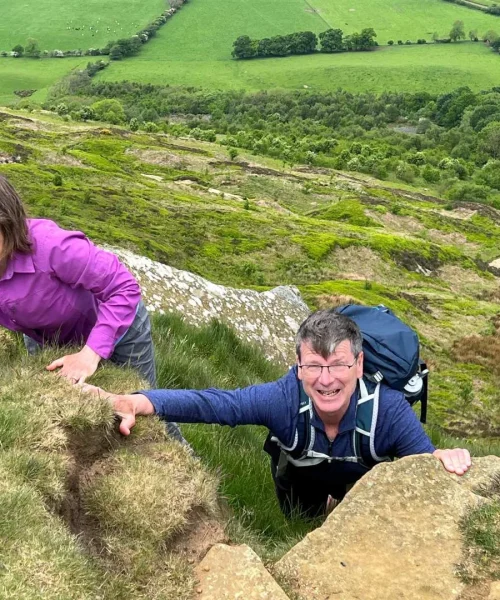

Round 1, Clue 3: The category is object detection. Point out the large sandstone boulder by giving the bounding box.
[275,455,493,600]
[195,544,290,599]
[109,247,309,366]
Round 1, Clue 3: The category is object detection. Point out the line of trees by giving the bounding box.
[232,27,377,59]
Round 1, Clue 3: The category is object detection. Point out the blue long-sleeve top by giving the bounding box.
[143,366,435,461]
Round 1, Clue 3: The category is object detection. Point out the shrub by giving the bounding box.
[388,40,394,45]
[53,174,63,187]
[422,165,441,183]
[446,182,489,202]
[397,40,403,45]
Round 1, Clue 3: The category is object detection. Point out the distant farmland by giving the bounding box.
[97,42,500,94]
[0,0,164,51]
[1,0,500,104]
[0,59,86,106]
[96,0,500,92]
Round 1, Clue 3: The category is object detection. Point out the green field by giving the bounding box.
[95,0,500,93]
[309,0,500,40]
[0,0,164,52]
[0,58,86,106]
[98,41,500,93]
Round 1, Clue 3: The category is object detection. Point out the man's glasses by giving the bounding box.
[299,357,358,378]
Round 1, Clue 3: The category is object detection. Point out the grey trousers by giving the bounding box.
[24,301,186,444]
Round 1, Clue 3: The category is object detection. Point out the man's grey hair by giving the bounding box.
[295,309,363,360]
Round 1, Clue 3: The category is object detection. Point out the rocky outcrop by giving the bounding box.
[195,544,291,599]
[275,455,500,600]
[109,246,309,366]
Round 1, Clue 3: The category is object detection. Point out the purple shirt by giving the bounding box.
[0,219,141,359]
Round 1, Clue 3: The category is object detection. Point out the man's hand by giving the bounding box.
[80,384,155,436]
[433,448,471,475]
[46,345,101,384]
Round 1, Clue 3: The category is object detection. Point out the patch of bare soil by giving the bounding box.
[170,508,227,563]
[457,581,492,600]
[210,160,305,182]
[331,246,397,282]
[373,211,425,234]
[58,426,123,555]
[42,151,86,168]
[438,265,497,296]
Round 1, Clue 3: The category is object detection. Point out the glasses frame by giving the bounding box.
[298,355,359,377]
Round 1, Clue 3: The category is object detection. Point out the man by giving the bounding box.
[86,309,471,518]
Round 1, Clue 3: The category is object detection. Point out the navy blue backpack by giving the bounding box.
[336,304,428,423]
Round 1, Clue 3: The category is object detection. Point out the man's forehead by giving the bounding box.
[299,339,354,358]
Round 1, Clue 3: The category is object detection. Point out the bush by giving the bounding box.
[422,165,441,183]
[446,182,489,202]
[397,40,403,45]
[388,40,394,45]
[396,162,416,183]
[53,174,63,187]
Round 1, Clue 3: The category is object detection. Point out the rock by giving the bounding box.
[488,581,500,599]
[453,455,500,495]
[195,544,290,599]
[275,455,482,600]
[107,246,309,365]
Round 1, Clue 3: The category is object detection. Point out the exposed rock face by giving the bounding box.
[109,247,309,366]
[195,544,291,599]
[275,455,490,600]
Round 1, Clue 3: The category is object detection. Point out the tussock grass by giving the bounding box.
[459,499,500,583]
[0,330,221,598]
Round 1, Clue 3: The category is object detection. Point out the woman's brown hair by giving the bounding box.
[0,175,32,259]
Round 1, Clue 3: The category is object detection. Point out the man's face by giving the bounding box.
[297,339,363,421]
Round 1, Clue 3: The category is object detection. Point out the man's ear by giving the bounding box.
[356,351,364,379]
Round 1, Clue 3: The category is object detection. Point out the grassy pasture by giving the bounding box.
[0,59,86,106]
[309,0,500,41]
[0,0,164,52]
[98,41,500,94]
[95,0,500,93]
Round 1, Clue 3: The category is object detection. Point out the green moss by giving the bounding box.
[319,199,380,227]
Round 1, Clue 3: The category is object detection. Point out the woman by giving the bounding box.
[0,174,184,441]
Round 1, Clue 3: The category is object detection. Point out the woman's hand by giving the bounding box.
[46,345,101,384]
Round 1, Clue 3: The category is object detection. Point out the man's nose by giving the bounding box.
[318,366,335,385]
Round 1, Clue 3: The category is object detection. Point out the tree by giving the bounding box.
[469,29,478,42]
[358,28,377,50]
[232,35,257,59]
[481,121,500,158]
[483,30,499,43]
[319,29,343,52]
[287,31,317,54]
[449,20,465,42]
[25,38,40,58]
[90,99,126,124]
[12,44,24,56]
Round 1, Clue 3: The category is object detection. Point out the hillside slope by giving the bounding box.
[0,108,500,438]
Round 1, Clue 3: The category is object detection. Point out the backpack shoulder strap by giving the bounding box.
[354,378,391,465]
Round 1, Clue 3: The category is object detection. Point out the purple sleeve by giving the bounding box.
[48,227,141,358]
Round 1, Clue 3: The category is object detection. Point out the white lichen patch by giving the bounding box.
[106,246,309,366]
